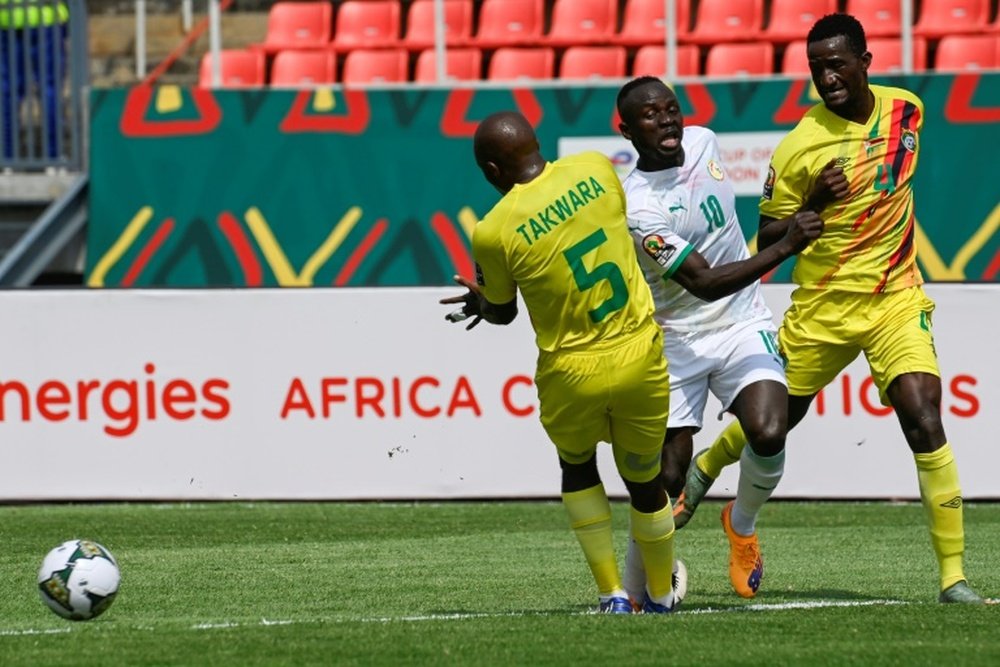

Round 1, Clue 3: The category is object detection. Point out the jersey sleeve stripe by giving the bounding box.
[660,244,694,281]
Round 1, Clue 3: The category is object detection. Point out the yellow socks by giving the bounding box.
[914,443,966,591]
[698,420,747,479]
[629,504,676,601]
[562,484,622,596]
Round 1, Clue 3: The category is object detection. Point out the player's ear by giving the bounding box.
[482,160,509,193]
[479,160,500,186]
[619,122,632,141]
[860,50,872,73]
[485,160,502,182]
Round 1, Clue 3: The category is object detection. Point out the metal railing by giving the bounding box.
[0,0,88,171]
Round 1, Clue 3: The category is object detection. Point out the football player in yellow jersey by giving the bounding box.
[677,13,983,604]
[441,111,682,614]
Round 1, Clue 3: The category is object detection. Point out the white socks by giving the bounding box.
[730,447,785,536]
[623,537,646,602]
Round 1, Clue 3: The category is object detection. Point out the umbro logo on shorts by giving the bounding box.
[939,496,963,509]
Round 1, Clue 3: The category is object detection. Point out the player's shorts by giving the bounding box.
[536,320,669,484]
[664,314,786,430]
[779,285,939,405]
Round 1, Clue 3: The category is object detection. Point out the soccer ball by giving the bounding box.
[37,539,121,621]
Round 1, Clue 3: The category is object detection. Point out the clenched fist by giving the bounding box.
[783,209,824,253]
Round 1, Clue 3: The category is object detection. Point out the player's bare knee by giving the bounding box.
[660,466,685,500]
[742,414,786,458]
[624,477,668,514]
[559,455,601,492]
[899,406,946,452]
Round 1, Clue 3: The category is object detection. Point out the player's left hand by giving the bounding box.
[805,158,850,211]
[440,275,485,330]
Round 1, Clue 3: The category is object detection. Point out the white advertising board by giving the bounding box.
[0,285,995,501]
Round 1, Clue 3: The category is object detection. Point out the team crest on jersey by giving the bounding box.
[762,164,775,200]
[901,129,917,152]
[642,234,676,267]
[707,159,725,180]
[475,262,485,286]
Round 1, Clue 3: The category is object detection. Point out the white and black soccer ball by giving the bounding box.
[37,539,121,621]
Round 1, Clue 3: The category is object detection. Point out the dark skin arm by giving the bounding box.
[671,209,823,302]
[759,158,849,251]
[440,274,517,329]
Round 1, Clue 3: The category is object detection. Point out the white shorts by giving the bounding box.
[663,316,786,430]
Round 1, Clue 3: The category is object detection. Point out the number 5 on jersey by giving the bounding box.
[563,229,629,323]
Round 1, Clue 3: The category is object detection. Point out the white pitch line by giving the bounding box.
[682,599,908,615]
[193,619,294,630]
[0,599,915,637]
[151,599,924,633]
[184,596,991,630]
[360,598,908,623]
[193,600,909,630]
[0,627,72,637]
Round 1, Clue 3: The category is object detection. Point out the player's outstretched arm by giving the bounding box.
[757,214,787,251]
[440,274,517,329]
[673,210,823,301]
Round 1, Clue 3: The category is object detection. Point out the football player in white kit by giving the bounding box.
[615,76,823,599]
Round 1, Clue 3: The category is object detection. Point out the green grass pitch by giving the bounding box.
[1,500,998,666]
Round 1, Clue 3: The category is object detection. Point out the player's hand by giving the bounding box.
[439,274,485,330]
[784,209,824,253]
[805,158,850,211]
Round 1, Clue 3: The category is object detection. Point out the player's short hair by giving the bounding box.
[807,13,867,56]
[616,76,665,120]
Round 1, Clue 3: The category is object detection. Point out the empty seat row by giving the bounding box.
[199,34,1000,88]
[256,0,1000,56]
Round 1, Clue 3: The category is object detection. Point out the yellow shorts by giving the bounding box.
[536,320,669,484]
[779,286,939,405]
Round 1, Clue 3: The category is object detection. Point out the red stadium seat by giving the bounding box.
[332,0,401,51]
[933,34,999,71]
[558,46,627,79]
[402,0,474,50]
[414,48,483,81]
[631,44,700,77]
[687,0,764,45]
[487,47,555,81]
[545,0,618,47]
[780,40,810,75]
[472,0,544,49]
[341,48,409,84]
[844,0,903,37]
[198,49,266,88]
[867,37,928,73]
[914,0,991,39]
[763,0,837,44]
[614,0,691,46]
[704,41,775,77]
[259,1,333,53]
[270,49,337,86]
[782,37,932,75]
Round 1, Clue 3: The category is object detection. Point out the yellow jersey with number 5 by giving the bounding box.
[761,84,924,293]
[473,151,654,353]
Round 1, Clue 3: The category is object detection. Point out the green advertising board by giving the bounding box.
[88,74,1000,287]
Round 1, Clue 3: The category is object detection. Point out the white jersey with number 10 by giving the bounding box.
[623,126,772,333]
